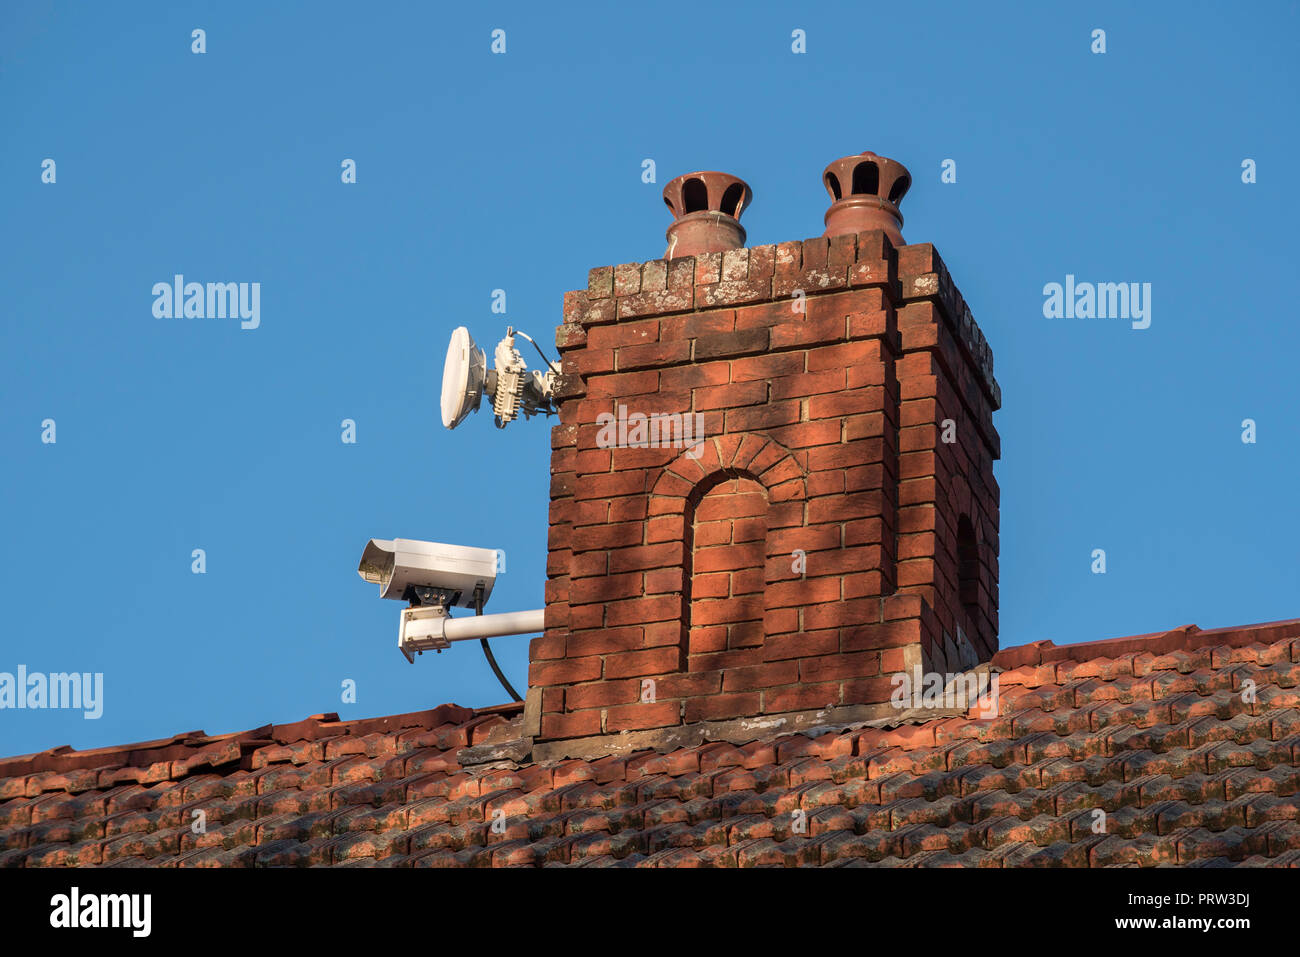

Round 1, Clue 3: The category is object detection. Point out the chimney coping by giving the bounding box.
[568,233,1000,409]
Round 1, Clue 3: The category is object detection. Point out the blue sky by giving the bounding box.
[2,1,1297,757]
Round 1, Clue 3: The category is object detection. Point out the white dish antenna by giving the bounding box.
[441,327,488,429]
[440,325,557,430]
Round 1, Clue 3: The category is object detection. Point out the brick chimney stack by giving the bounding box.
[526,152,1001,759]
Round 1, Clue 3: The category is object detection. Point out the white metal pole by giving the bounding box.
[441,608,545,642]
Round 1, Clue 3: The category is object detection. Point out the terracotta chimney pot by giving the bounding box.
[821,151,911,245]
[662,171,752,259]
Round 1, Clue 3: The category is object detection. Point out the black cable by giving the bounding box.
[512,329,559,372]
[473,586,523,702]
[480,638,523,702]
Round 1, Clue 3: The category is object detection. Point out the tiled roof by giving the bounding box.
[2,619,1298,867]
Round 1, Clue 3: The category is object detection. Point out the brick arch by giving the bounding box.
[648,433,808,548]
[946,472,974,525]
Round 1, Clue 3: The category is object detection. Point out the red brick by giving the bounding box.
[803,599,881,630]
[540,711,602,740]
[605,701,680,732]
[565,680,639,710]
[766,577,840,608]
[569,572,642,605]
[617,340,691,370]
[654,671,723,698]
[586,319,660,350]
[608,543,682,573]
[685,692,762,722]
[763,629,840,661]
[644,567,684,594]
[572,470,650,500]
[771,369,845,399]
[769,315,847,349]
[695,567,737,598]
[689,648,765,672]
[565,628,646,657]
[689,596,763,627]
[541,687,565,713]
[731,353,805,382]
[688,625,728,655]
[764,682,839,713]
[809,391,883,419]
[659,362,729,391]
[695,485,766,521]
[769,419,842,451]
[529,634,565,660]
[722,661,799,692]
[808,440,887,470]
[807,340,883,371]
[660,311,735,340]
[613,263,642,296]
[694,252,722,285]
[694,380,767,411]
[725,401,802,432]
[605,594,683,626]
[529,656,603,686]
[808,491,886,523]
[694,328,769,359]
[841,618,923,650]
[643,621,685,648]
[693,545,763,574]
[586,369,659,398]
[842,677,905,706]
[799,652,880,682]
[604,647,682,679]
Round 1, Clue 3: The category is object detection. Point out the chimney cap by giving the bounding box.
[821,151,911,244]
[663,170,752,219]
[662,170,752,259]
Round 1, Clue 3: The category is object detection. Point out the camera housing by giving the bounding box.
[356,538,497,608]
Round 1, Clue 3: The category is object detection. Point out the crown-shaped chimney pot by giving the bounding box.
[662,171,752,259]
[822,151,911,245]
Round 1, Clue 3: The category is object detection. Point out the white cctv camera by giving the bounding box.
[357,538,497,608]
[356,537,542,682]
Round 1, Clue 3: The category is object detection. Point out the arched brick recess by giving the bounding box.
[898,450,994,662]
[687,474,767,658]
[649,434,807,666]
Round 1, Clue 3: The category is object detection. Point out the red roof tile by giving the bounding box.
[2,620,1298,867]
